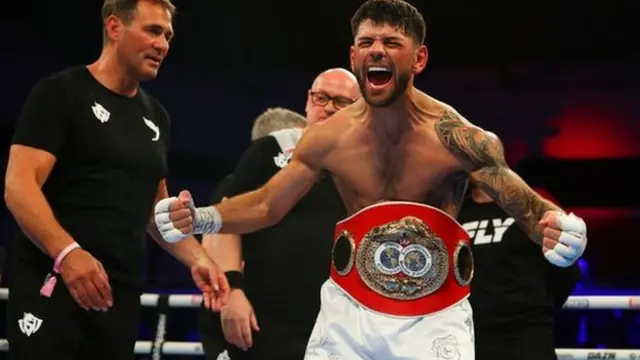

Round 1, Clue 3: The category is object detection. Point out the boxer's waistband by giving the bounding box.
[330,201,474,317]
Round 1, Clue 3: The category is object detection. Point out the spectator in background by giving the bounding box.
[197,68,360,360]
[250,107,307,140]
[204,106,308,215]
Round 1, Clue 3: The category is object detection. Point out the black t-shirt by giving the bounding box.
[209,133,346,326]
[11,66,170,288]
[457,195,581,331]
[210,174,235,204]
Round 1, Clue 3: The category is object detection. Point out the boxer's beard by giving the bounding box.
[357,68,411,108]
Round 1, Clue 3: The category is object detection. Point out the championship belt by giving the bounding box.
[330,202,474,317]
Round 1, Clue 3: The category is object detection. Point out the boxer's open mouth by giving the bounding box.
[366,66,392,87]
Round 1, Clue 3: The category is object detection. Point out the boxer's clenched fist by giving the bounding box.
[154,190,195,243]
[539,211,587,267]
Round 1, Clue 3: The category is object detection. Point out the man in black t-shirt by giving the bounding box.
[458,184,581,360]
[198,69,360,360]
[4,1,227,359]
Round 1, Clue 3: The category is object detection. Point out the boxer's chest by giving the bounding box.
[328,130,461,214]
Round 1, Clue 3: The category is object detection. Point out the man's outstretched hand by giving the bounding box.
[191,255,230,311]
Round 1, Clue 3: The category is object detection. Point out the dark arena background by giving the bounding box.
[0,0,639,359]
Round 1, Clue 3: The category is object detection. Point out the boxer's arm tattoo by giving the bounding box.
[434,110,498,166]
[470,167,559,244]
[435,110,561,244]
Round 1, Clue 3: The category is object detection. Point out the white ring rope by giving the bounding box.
[1,289,638,309]
[0,288,638,357]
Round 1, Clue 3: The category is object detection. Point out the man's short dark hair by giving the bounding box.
[101,0,176,43]
[350,0,426,45]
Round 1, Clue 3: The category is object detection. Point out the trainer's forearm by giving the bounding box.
[198,188,275,235]
[148,222,207,267]
[4,181,75,259]
[203,234,243,271]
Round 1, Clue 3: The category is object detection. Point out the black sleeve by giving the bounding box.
[223,136,281,198]
[210,174,236,204]
[549,262,582,308]
[12,77,71,157]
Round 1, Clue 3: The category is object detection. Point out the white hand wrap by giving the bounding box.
[544,212,588,268]
[193,206,223,235]
[154,196,186,243]
[154,197,223,243]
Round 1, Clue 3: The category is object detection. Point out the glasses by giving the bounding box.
[310,91,356,109]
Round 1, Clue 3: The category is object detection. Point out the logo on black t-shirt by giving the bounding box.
[143,117,160,142]
[273,150,293,168]
[462,217,515,245]
[91,101,110,123]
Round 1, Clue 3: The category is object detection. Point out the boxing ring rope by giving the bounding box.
[0,288,638,359]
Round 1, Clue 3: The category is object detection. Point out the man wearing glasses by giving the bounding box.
[305,68,361,125]
[198,68,360,360]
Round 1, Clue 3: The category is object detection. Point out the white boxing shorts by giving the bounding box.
[305,280,474,360]
[305,202,476,360]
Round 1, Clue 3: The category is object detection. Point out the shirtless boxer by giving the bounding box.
[155,1,588,359]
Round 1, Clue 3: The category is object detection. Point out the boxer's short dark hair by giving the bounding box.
[101,0,176,43]
[351,0,426,45]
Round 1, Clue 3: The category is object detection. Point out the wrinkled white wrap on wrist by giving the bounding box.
[154,197,223,243]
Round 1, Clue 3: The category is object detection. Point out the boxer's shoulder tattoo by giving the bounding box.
[435,109,558,244]
[434,110,506,169]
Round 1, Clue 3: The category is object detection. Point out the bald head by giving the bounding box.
[311,68,358,89]
[305,68,361,125]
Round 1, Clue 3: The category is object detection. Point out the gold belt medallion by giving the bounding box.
[355,216,450,300]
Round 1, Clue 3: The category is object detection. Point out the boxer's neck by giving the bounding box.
[367,88,420,137]
[87,47,140,98]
